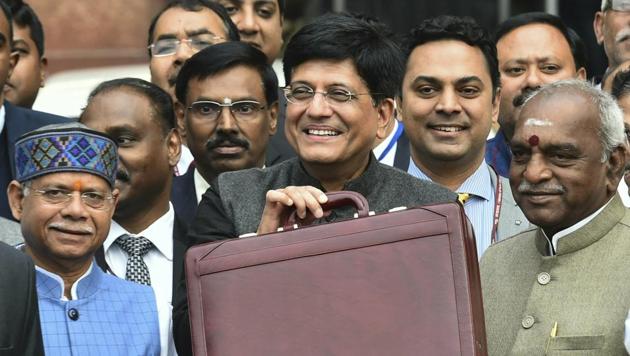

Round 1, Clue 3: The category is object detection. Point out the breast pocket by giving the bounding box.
[548,334,605,354]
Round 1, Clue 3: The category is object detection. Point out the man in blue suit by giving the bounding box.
[0,1,67,220]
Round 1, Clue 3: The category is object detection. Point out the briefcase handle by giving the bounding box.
[283,191,370,230]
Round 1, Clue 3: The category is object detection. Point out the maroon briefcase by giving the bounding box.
[185,191,486,355]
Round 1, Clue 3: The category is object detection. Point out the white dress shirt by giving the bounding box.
[174,145,194,176]
[617,178,630,207]
[104,204,177,356]
[0,104,6,135]
[193,167,211,204]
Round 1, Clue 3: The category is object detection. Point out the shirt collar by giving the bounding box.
[408,159,493,201]
[543,195,615,254]
[105,203,175,260]
[193,167,211,204]
[35,261,101,300]
[0,104,6,135]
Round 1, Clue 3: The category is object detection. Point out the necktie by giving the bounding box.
[115,234,153,286]
[458,193,470,205]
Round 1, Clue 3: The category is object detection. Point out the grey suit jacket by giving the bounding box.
[0,216,22,245]
[491,167,534,242]
[481,194,630,355]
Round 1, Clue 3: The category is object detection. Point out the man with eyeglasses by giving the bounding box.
[147,0,239,176]
[6,122,161,355]
[172,13,456,353]
[170,41,277,229]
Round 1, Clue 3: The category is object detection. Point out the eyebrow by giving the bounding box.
[504,56,559,65]
[155,28,218,42]
[455,76,483,86]
[194,95,262,103]
[411,76,441,87]
[410,75,483,87]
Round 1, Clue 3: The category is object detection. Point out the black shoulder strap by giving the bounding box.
[94,246,116,276]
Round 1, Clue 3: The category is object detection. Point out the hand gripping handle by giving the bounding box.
[283,191,370,231]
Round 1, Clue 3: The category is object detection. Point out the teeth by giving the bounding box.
[307,129,339,136]
[434,126,463,132]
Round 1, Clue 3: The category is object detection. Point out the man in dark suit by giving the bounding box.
[171,41,279,226]
[0,2,67,220]
[0,241,44,355]
[80,78,184,354]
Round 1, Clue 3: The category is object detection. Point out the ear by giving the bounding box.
[606,145,627,194]
[110,188,120,217]
[174,101,187,140]
[7,50,18,79]
[7,180,25,221]
[375,98,395,140]
[39,56,48,87]
[594,12,605,45]
[491,87,501,125]
[166,128,182,167]
[267,101,279,136]
[576,67,587,80]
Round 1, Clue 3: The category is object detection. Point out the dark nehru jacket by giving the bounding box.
[0,241,44,355]
[173,154,457,354]
[188,154,458,243]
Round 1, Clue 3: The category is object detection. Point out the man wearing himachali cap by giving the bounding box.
[6,122,161,356]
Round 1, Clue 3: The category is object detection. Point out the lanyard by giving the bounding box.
[490,169,503,244]
[461,166,503,244]
[377,121,404,161]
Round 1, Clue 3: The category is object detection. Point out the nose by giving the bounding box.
[305,92,334,119]
[216,107,239,132]
[435,88,462,115]
[59,192,89,220]
[522,154,553,184]
[173,39,195,64]
[235,7,259,35]
[524,68,543,90]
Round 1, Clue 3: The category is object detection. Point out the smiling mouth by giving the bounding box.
[305,128,340,137]
[430,125,465,133]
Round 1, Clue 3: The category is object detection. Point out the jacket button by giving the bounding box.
[537,272,551,285]
[68,308,79,321]
[521,315,535,329]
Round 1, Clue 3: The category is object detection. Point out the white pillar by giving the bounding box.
[498,0,510,22]
[332,0,346,13]
[545,0,559,15]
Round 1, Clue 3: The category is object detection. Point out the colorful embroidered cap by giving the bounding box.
[14,122,118,187]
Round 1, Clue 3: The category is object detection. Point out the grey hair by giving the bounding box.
[602,0,611,11]
[522,79,626,162]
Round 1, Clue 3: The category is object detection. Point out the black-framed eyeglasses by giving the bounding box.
[283,85,378,105]
[27,187,115,210]
[148,34,225,57]
[187,100,266,122]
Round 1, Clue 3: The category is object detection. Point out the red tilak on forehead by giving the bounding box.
[73,181,82,191]
[528,135,539,146]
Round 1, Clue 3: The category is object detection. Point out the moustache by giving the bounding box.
[116,169,130,183]
[517,181,566,195]
[205,133,250,152]
[49,222,94,235]
[513,87,539,107]
[616,28,630,44]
